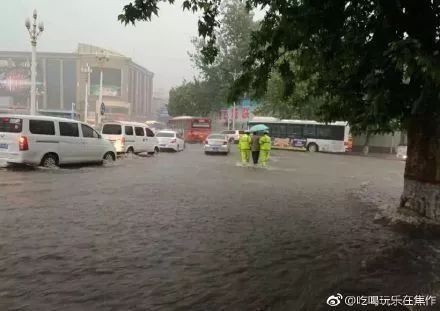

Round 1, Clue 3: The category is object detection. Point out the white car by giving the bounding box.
[101,121,159,155]
[221,129,244,144]
[156,130,185,152]
[204,133,230,155]
[0,115,116,167]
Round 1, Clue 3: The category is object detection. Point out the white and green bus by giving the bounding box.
[248,117,352,153]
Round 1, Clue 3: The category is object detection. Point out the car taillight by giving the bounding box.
[19,136,29,151]
[170,139,176,143]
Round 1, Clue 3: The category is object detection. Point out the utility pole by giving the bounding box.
[81,63,92,123]
[25,9,44,115]
[95,51,109,126]
[232,102,236,131]
[231,70,241,131]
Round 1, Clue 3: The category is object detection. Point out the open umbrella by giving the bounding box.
[249,124,269,132]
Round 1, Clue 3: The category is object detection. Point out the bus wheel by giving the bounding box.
[307,143,319,152]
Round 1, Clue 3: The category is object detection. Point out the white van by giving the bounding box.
[101,121,159,155]
[0,115,116,167]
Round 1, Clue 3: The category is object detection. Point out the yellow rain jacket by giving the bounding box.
[238,133,251,150]
[259,134,272,151]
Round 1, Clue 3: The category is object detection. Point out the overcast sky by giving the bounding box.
[1,0,201,96]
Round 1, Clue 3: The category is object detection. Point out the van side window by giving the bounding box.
[135,127,145,136]
[29,120,55,135]
[81,124,99,138]
[59,122,79,137]
[145,128,155,137]
[125,126,134,136]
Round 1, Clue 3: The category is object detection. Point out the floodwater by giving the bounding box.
[0,146,439,310]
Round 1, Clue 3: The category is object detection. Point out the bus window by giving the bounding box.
[303,125,316,138]
[279,124,287,138]
[192,120,211,128]
[270,124,280,138]
[316,125,332,139]
[287,124,303,138]
[316,125,345,140]
[332,126,345,140]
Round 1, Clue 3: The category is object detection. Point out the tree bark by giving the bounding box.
[362,131,371,155]
[399,114,440,221]
[399,130,407,146]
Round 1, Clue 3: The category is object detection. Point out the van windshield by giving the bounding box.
[0,117,22,133]
[102,124,122,135]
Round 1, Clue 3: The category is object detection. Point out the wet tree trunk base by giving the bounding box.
[398,114,440,224]
[400,178,440,221]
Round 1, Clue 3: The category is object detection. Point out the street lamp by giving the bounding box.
[25,9,44,115]
[231,70,240,131]
[81,64,92,123]
[95,51,109,126]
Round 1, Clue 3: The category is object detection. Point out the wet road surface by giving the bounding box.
[1,146,439,310]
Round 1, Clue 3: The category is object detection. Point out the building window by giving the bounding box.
[63,60,77,110]
[46,60,61,109]
[91,68,122,97]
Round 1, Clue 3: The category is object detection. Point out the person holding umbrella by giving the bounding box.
[259,131,272,167]
[251,131,261,165]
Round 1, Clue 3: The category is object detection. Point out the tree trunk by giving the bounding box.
[399,114,440,221]
[399,130,407,146]
[362,131,371,155]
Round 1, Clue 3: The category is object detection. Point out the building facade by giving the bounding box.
[0,44,154,123]
[352,131,407,154]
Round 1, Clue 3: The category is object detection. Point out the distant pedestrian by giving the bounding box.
[238,130,251,165]
[259,131,272,167]
[251,131,261,165]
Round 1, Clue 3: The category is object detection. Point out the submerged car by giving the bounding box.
[156,130,185,152]
[204,133,230,155]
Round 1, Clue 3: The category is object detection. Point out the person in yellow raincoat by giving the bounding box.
[259,131,272,167]
[238,131,251,165]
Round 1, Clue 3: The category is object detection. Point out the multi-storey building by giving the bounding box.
[0,43,154,123]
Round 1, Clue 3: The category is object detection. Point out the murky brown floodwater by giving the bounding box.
[1,146,439,310]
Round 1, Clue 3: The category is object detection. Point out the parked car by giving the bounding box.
[156,130,185,152]
[101,121,159,155]
[0,115,116,167]
[221,129,244,144]
[204,133,230,155]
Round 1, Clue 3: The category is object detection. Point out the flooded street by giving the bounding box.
[1,146,439,310]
